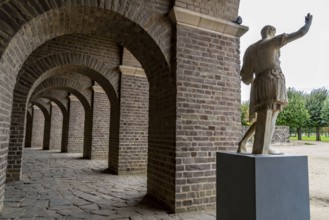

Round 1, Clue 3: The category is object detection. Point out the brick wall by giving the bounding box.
[91,86,110,160]
[175,0,240,20]
[122,48,142,68]
[67,97,85,154]
[49,103,63,151]
[174,23,241,212]
[117,72,149,174]
[31,107,45,149]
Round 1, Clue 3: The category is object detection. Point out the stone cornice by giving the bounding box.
[169,6,248,37]
[92,85,106,94]
[119,65,146,78]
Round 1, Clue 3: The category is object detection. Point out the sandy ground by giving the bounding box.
[268,141,329,220]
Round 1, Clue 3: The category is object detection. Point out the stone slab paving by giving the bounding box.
[1,148,216,219]
[3,142,329,219]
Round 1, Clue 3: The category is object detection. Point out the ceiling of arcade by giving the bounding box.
[30,97,51,115]
[33,90,69,111]
[30,73,93,106]
[0,1,173,93]
[21,34,121,105]
[21,31,147,111]
[25,34,121,66]
[0,0,173,66]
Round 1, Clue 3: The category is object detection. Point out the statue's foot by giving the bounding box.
[237,141,247,153]
[268,147,284,155]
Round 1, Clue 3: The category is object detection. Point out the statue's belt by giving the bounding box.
[256,68,285,80]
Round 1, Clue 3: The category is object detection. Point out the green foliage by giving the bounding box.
[277,87,309,128]
[240,101,252,126]
[243,86,329,139]
[321,98,329,126]
[306,87,328,128]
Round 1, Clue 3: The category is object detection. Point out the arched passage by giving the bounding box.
[34,91,69,153]
[9,56,119,182]
[2,2,175,211]
[31,78,92,157]
[29,98,51,150]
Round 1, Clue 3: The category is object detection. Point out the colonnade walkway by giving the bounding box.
[1,149,216,219]
[2,142,329,219]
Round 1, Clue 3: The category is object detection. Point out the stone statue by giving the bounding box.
[237,13,313,154]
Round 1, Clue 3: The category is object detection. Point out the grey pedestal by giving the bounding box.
[216,153,310,220]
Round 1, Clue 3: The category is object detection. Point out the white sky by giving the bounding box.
[239,0,329,101]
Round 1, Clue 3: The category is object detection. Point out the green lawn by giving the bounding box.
[290,135,329,142]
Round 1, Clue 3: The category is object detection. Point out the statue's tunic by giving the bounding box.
[241,34,289,121]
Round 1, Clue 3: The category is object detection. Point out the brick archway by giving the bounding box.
[31,77,91,109]
[30,78,92,158]
[9,57,119,182]
[29,98,51,151]
[34,91,69,153]
[1,1,175,212]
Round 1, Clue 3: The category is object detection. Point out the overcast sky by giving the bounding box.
[239,0,329,101]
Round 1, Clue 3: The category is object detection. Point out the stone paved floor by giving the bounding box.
[2,142,329,219]
[1,148,216,219]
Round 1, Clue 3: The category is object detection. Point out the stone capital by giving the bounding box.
[68,95,79,102]
[169,6,248,37]
[33,105,40,110]
[91,85,106,94]
[119,65,146,78]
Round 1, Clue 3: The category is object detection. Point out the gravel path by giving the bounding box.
[276,141,329,220]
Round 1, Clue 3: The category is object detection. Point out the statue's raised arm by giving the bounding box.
[285,13,313,44]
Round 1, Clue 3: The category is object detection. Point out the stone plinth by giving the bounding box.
[216,152,310,220]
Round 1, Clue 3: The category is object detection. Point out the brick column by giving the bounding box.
[114,65,149,174]
[24,106,33,148]
[170,7,248,212]
[49,102,62,151]
[67,95,85,153]
[61,104,70,153]
[31,106,45,149]
[42,103,51,151]
[91,85,110,160]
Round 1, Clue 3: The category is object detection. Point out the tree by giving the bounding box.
[321,97,329,127]
[305,87,328,141]
[277,87,309,140]
[241,101,251,126]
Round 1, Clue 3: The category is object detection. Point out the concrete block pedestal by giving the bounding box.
[216,152,310,220]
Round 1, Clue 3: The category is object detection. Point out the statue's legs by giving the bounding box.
[237,122,256,153]
[268,110,283,155]
[252,109,273,154]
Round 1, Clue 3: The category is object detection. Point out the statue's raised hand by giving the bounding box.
[305,13,313,24]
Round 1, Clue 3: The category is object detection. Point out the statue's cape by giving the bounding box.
[240,41,259,83]
[241,41,260,121]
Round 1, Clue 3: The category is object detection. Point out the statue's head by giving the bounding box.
[261,25,276,38]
